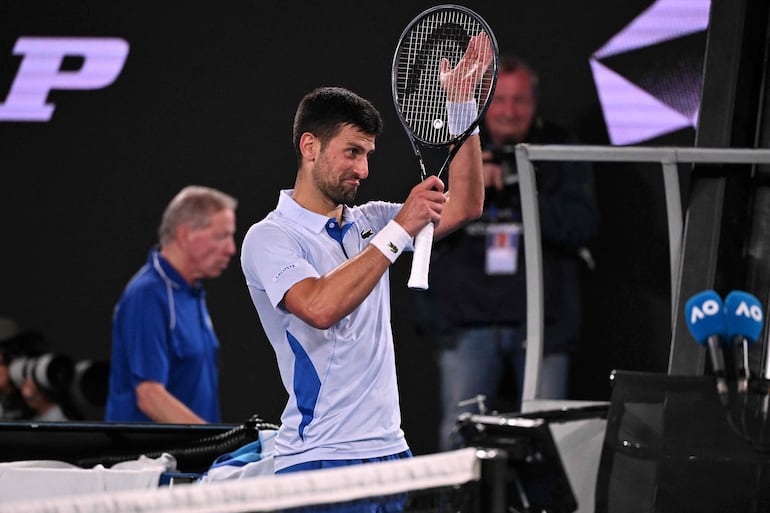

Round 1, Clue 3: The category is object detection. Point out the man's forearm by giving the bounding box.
[135,381,206,424]
[435,134,485,239]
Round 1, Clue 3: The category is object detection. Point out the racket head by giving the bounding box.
[391,4,499,148]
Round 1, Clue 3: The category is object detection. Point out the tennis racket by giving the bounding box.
[392,4,498,290]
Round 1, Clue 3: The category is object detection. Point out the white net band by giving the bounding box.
[4,448,481,513]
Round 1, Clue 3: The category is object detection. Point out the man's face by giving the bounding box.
[184,208,237,280]
[312,124,376,206]
[21,377,44,411]
[484,68,537,143]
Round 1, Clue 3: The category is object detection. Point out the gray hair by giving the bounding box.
[158,185,237,246]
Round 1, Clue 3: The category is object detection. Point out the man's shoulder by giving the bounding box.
[121,264,165,301]
[114,265,169,324]
[243,210,296,244]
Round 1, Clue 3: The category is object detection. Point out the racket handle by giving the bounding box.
[408,222,434,290]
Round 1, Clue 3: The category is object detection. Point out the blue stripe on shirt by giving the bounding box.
[287,330,321,440]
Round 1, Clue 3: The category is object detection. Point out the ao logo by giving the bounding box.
[734,301,763,322]
[689,298,721,324]
[0,37,129,122]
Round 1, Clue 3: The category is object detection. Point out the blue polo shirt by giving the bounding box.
[241,190,411,471]
[105,248,221,422]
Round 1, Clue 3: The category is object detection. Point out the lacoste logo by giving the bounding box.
[387,242,398,253]
[361,229,373,239]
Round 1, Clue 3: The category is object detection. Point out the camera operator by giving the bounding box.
[9,353,75,422]
[0,325,46,420]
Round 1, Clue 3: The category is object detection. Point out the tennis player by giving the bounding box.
[240,35,490,476]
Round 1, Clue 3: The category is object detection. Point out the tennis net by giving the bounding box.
[4,447,507,513]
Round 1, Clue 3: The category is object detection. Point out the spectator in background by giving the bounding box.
[414,55,600,450]
[105,185,237,423]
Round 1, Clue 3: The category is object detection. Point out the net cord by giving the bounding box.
[4,448,481,513]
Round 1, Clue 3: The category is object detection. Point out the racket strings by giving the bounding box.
[395,9,495,145]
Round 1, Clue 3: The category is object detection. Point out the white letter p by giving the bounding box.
[0,37,129,122]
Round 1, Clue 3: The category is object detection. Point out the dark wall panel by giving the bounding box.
[0,0,693,455]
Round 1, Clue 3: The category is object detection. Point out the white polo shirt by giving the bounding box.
[241,189,411,471]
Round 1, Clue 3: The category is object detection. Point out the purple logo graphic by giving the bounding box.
[590,0,711,145]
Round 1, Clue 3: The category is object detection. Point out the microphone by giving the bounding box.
[724,291,764,394]
[685,290,729,406]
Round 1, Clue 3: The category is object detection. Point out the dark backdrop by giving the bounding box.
[0,0,696,455]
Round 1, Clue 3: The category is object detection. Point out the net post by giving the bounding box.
[476,448,510,513]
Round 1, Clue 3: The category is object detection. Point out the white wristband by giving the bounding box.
[369,220,412,264]
[447,100,480,136]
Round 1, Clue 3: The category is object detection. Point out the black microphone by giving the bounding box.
[685,290,729,407]
[724,291,764,394]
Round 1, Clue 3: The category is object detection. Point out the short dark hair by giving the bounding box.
[292,87,383,162]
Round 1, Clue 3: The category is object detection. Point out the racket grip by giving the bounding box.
[408,222,434,290]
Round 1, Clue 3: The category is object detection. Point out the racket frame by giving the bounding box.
[390,4,499,289]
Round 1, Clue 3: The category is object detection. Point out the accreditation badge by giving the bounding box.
[485,223,521,275]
